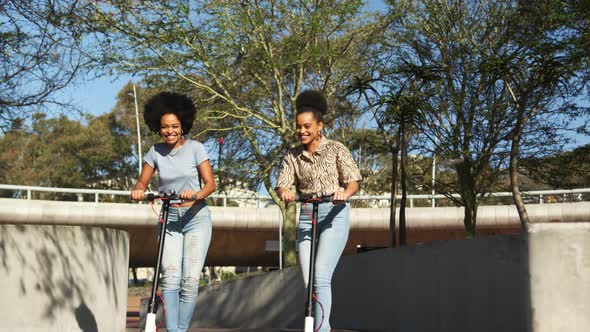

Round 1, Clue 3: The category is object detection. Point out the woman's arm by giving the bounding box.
[276,154,297,202]
[333,181,359,201]
[131,163,155,201]
[180,160,216,200]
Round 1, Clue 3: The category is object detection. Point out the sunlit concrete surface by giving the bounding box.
[0,225,128,332]
[527,223,590,332]
[188,223,590,332]
[0,197,587,332]
[0,198,588,266]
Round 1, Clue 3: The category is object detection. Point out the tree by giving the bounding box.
[0,111,135,199]
[521,144,590,190]
[346,128,391,194]
[372,0,528,236]
[370,0,589,236]
[79,0,378,266]
[347,14,452,245]
[347,79,406,246]
[496,0,589,228]
[346,127,441,203]
[0,0,93,131]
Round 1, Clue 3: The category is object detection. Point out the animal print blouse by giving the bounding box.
[276,136,362,196]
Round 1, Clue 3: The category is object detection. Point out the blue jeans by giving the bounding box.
[158,203,212,332]
[298,202,349,332]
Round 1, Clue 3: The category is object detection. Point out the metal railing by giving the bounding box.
[1,184,589,207]
[352,188,590,208]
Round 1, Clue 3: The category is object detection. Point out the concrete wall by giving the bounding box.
[2,198,589,267]
[527,223,590,332]
[0,225,129,332]
[191,223,590,332]
[193,267,305,329]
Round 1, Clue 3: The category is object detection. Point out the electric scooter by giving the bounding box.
[297,194,342,332]
[143,191,196,332]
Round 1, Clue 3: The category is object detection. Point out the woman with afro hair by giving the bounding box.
[131,91,216,332]
[276,89,362,332]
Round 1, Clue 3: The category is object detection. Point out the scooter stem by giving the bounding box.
[304,196,320,331]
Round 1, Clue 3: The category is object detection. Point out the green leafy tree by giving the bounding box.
[493,0,590,228]
[370,0,589,236]
[78,0,377,266]
[346,128,391,194]
[345,81,404,246]
[521,144,590,190]
[0,112,135,199]
[347,127,444,209]
[373,0,524,236]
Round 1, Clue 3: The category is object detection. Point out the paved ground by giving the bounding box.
[126,296,358,332]
[126,296,142,330]
[127,330,353,332]
[127,329,353,332]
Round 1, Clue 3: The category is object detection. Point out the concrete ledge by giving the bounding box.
[0,225,129,332]
[1,198,588,266]
[192,223,590,332]
[1,198,588,230]
[527,223,590,332]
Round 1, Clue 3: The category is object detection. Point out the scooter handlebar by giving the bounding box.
[145,191,198,202]
[295,194,348,204]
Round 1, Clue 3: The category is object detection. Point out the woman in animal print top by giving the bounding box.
[276,89,362,332]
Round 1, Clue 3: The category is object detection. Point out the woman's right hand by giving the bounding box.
[130,190,146,201]
[277,188,295,203]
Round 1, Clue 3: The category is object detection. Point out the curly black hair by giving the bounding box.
[143,92,196,134]
[295,89,327,123]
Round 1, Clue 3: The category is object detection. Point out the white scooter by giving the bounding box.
[298,194,342,332]
[144,191,196,332]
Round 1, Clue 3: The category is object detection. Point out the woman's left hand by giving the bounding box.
[180,189,199,201]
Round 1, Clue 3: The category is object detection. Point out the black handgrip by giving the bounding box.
[145,191,198,202]
[296,194,348,204]
[145,191,178,202]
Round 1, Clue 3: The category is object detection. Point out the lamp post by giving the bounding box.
[131,85,142,176]
[218,137,224,190]
[218,137,225,206]
[432,154,436,207]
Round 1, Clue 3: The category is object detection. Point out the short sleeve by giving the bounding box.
[276,153,297,190]
[192,141,209,166]
[143,145,157,169]
[336,143,362,184]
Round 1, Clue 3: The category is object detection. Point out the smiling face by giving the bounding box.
[159,113,183,148]
[296,111,323,148]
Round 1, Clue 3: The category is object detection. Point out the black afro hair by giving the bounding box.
[295,89,328,115]
[143,92,196,134]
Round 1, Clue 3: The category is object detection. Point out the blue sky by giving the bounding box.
[51,74,136,118]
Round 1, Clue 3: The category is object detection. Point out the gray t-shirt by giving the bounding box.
[143,139,209,195]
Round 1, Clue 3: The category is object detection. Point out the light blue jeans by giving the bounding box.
[158,203,212,332]
[298,202,349,332]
